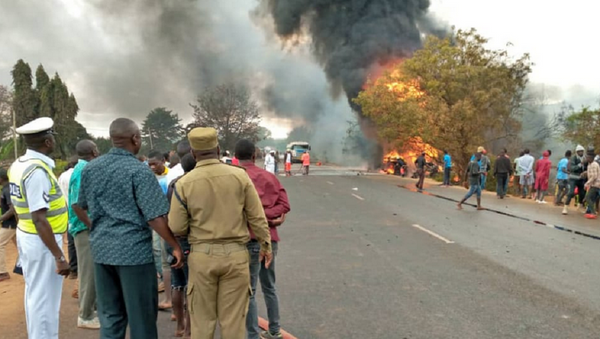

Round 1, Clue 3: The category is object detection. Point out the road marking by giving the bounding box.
[326,181,334,185]
[259,317,298,339]
[411,224,455,244]
[352,193,365,201]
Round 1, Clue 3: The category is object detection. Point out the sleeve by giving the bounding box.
[168,180,189,236]
[2,187,11,207]
[263,181,291,221]
[78,168,88,210]
[69,170,81,207]
[24,168,52,213]
[243,176,271,251]
[132,167,170,222]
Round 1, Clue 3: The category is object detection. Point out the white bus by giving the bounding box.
[286,141,311,163]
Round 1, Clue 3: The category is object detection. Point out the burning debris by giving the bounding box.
[381,137,440,176]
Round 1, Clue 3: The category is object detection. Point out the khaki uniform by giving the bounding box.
[169,158,271,339]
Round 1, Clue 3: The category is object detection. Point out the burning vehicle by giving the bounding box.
[381,137,441,178]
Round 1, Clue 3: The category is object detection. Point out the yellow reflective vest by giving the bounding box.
[8,158,68,234]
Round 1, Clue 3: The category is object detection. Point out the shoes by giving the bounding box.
[535,200,540,203]
[0,273,10,282]
[585,213,598,219]
[260,331,284,339]
[78,317,101,329]
[540,200,547,204]
[562,206,568,215]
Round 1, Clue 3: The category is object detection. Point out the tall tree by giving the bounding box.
[141,107,184,152]
[561,106,600,148]
[190,83,262,152]
[354,28,532,174]
[11,59,38,126]
[0,85,13,148]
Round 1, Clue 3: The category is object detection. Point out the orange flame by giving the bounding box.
[385,80,425,101]
[382,137,439,173]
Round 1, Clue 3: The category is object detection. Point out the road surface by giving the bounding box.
[2,165,600,338]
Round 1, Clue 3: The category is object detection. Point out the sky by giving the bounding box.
[0,0,598,139]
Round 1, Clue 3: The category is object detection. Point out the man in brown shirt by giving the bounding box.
[168,127,272,339]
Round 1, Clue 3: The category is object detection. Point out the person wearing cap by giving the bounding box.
[584,149,600,219]
[8,117,70,338]
[415,151,427,191]
[563,145,587,215]
[517,149,535,199]
[265,150,276,174]
[534,151,552,203]
[168,127,272,339]
[77,118,184,339]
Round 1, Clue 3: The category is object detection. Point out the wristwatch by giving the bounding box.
[55,255,66,263]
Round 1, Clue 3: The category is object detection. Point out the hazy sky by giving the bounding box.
[0,0,598,138]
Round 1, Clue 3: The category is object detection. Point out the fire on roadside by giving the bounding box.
[381,137,440,175]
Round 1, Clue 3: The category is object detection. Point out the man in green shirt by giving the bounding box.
[69,140,100,330]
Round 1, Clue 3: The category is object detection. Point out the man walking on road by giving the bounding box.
[513,151,524,196]
[442,150,452,187]
[584,150,600,219]
[563,145,587,215]
[301,151,311,175]
[9,117,70,339]
[168,127,272,339]
[77,118,184,339]
[555,150,571,206]
[494,149,513,199]
[236,139,291,339]
[69,140,101,329]
[0,168,17,282]
[415,152,426,191]
[518,149,535,199]
[458,152,484,210]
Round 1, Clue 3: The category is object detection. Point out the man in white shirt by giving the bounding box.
[166,141,191,186]
[265,151,276,174]
[58,157,79,282]
[518,149,535,199]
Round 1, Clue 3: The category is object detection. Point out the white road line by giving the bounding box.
[326,181,334,185]
[411,224,455,244]
[351,194,365,201]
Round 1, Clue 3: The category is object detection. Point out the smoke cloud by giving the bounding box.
[0,0,441,165]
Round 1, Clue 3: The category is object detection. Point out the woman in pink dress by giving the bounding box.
[534,151,552,203]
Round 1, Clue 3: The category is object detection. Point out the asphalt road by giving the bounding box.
[4,166,600,338]
[270,167,600,338]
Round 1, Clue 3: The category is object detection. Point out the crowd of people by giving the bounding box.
[451,145,600,219]
[1,116,293,339]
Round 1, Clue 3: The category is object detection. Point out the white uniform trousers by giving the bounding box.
[17,229,64,339]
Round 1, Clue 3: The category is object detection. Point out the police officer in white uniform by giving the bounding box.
[9,117,70,339]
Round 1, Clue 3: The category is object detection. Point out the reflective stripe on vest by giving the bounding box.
[8,158,68,234]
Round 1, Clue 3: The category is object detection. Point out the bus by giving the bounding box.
[286,141,311,163]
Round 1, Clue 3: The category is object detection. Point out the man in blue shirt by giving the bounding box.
[442,150,452,187]
[78,118,184,339]
[555,150,571,206]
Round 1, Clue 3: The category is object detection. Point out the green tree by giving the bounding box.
[92,136,113,155]
[562,106,600,148]
[191,83,262,152]
[354,28,532,174]
[11,59,38,127]
[0,85,13,156]
[141,107,184,152]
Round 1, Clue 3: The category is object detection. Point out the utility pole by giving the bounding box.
[11,105,17,159]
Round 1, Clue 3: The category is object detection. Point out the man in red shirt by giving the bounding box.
[235,139,291,339]
[301,151,310,175]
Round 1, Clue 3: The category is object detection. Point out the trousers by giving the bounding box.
[247,241,280,339]
[188,243,251,339]
[0,227,16,274]
[586,187,600,214]
[74,230,96,320]
[496,173,509,197]
[17,229,64,339]
[95,262,158,339]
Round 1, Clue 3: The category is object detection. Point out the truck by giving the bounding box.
[286,141,311,163]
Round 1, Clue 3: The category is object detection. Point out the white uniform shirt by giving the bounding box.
[18,149,56,213]
[285,153,292,164]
